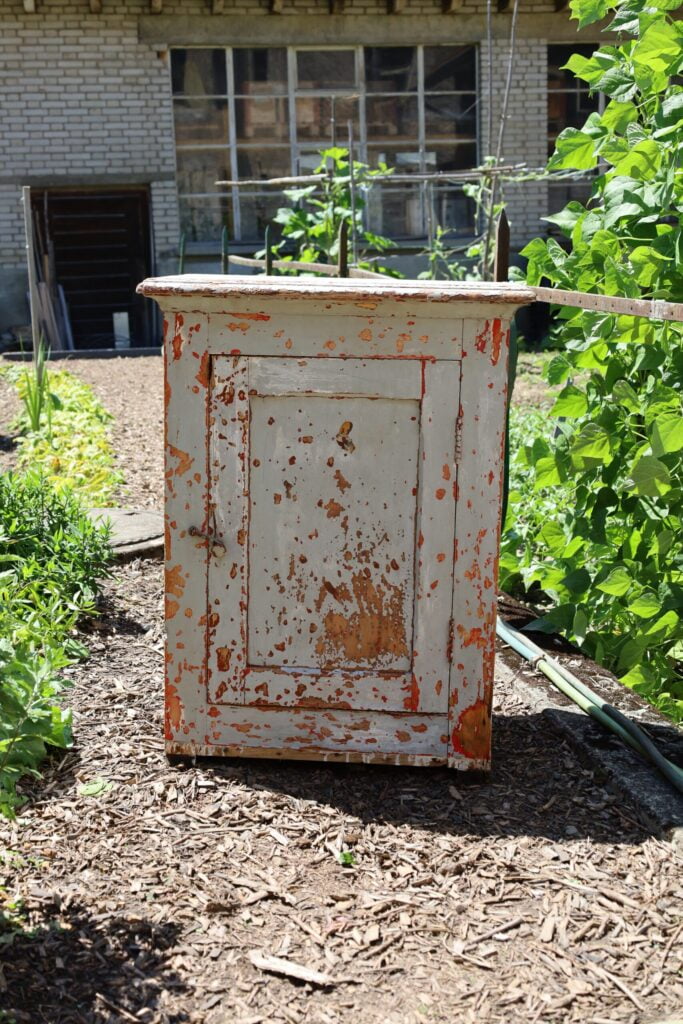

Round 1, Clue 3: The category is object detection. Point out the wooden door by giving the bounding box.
[206,355,460,715]
[32,188,153,349]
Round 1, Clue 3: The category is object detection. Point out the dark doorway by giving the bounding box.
[31,188,153,349]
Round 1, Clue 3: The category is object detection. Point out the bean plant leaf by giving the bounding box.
[627,590,662,618]
[628,455,672,495]
[597,567,632,596]
[548,129,598,171]
[552,385,589,418]
[650,411,683,455]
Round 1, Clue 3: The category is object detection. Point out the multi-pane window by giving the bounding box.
[171,45,478,245]
[547,44,602,215]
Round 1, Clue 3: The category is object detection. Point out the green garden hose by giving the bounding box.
[496,616,683,796]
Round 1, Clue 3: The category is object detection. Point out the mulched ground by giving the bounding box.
[1,357,682,1024]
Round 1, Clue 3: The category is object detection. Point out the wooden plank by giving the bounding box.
[248,355,421,398]
[211,311,465,359]
[228,254,385,280]
[163,313,211,745]
[494,209,510,283]
[243,666,413,711]
[411,361,460,714]
[448,316,510,769]
[532,286,683,324]
[246,390,419,676]
[201,705,450,763]
[207,356,250,704]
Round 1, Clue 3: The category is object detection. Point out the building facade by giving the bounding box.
[0,0,603,346]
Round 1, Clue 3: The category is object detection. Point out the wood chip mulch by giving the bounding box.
[1,357,681,1024]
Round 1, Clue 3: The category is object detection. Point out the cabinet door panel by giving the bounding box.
[207,355,459,715]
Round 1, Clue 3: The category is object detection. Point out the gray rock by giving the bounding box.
[88,507,164,560]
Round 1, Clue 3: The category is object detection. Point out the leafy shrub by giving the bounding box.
[7,366,123,505]
[501,0,683,721]
[0,471,112,816]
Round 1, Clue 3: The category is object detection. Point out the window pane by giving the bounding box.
[367,186,424,239]
[171,49,227,97]
[366,96,419,143]
[295,96,359,143]
[424,95,477,140]
[548,44,594,90]
[239,192,283,240]
[425,143,477,172]
[234,48,288,95]
[176,149,231,194]
[173,99,229,146]
[235,97,289,142]
[178,195,232,242]
[424,46,476,92]
[297,50,356,90]
[236,147,291,179]
[364,48,417,93]
[367,145,421,171]
[429,187,475,237]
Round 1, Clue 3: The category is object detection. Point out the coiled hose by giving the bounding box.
[496,616,683,796]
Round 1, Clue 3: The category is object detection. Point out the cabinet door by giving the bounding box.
[206,355,459,714]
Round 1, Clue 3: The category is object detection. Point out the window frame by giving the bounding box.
[171,43,479,249]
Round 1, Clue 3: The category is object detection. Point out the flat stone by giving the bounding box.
[88,507,164,560]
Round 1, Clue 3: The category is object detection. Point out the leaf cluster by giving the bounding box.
[267,147,398,274]
[501,0,683,721]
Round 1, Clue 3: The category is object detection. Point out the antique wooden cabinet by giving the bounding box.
[138,275,534,770]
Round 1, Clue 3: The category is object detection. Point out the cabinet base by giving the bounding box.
[165,739,489,771]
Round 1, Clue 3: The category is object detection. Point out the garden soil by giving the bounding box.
[0,358,681,1024]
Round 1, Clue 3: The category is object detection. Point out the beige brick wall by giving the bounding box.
[0,0,580,328]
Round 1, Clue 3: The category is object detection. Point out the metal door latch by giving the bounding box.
[189,525,226,558]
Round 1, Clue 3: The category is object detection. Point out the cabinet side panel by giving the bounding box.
[164,312,211,747]
[448,316,510,769]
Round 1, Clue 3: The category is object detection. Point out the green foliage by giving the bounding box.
[502,0,683,721]
[0,471,112,816]
[7,366,123,505]
[268,147,397,274]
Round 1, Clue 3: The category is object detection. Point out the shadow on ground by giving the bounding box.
[180,710,656,846]
[1,900,188,1024]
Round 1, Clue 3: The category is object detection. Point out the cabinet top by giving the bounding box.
[138,274,535,307]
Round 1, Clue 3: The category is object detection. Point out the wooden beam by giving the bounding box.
[212,0,224,11]
[270,0,283,12]
[150,0,162,11]
[23,0,36,11]
[89,0,102,11]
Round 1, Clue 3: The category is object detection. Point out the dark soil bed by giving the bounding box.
[1,357,681,1024]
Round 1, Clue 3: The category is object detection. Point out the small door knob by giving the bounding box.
[189,525,226,558]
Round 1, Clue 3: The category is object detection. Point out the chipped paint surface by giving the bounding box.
[152,279,524,771]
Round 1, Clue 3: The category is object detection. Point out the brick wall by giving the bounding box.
[0,0,573,332]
